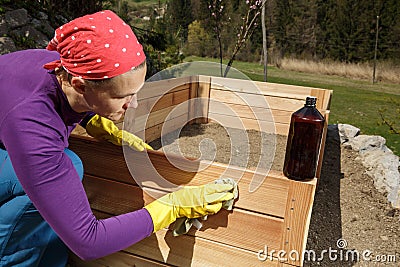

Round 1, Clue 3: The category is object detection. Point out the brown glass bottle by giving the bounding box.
[283,96,325,181]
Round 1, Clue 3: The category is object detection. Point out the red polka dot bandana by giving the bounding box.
[43,10,146,79]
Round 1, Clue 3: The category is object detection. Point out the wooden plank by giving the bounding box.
[209,101,292,125]
[210,76,330,106]
[172,88,191,106]
[69,135,134,183]
[208,112,286,135]
[210,89,308,113]
[324,90,333,110]
[136,93,172,118]
[135,113,188,143]
[190,209,283,253]
[189,75,211,124]
[123,148,290,218]
[210,79,330,113]
[83,175,144,212]
[132,102,189,133]
[68,135,290,218]
[281,179,317,266]
[315,111,330,179]
[81,144,290,216]
[138,76,192,99]
[135,89,190,117]
[310,88,326,111]
[188,75,199,124]
[82,174,284,253]
[310,88,333,111]
[70,211,294,267]
[209,100,326,127]
[208,97,329,136]
[254,81,315,99]
[69,250,169,267]
[211,76,311,98]
[128,230,280,267]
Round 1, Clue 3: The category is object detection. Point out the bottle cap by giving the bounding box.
[305,96,317,106]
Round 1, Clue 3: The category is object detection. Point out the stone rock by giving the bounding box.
[388,184,400,209]
[31,18,54,38]
[348,135,386,153]
[0,8,56,54]
[0,37,17,54]
[364,150,400,209]
[10,25,49,48]
[338,124,360,143]
[4,8,29,29]
[30,18,42,29]
[38,11,48,21]
[361,149,400,193]
[0,16,7,36]
[352,136,400,209]
[341,125,400,209]
[55,14,69,25]
[41,20,54,37]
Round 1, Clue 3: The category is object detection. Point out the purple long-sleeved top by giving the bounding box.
[0,49,153,260]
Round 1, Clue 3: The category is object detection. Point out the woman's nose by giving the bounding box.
[124,95,138,109]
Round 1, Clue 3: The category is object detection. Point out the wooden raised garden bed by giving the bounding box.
[68,75,332,266]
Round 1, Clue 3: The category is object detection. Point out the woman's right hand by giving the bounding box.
[144,183,235,233]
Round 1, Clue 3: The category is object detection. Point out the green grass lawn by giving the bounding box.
[184,56,400,155]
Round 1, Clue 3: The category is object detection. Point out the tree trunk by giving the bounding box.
[262,0,267,81]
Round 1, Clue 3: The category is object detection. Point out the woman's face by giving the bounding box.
[83,65,147,121]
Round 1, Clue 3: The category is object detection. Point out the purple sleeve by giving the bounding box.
[0,103,154,260]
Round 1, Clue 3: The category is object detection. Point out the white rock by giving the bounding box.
[338,124,360,143]
[388,184,400,209]
[362,150,399,193]
[348,135,386,153]
[341,126,400,209]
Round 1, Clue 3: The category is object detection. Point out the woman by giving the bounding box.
[0,10,234,266]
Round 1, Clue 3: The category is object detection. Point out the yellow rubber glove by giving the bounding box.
[144,183,235,233]
[85,114,153,151]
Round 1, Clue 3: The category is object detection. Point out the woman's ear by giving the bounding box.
[70,77,86,94]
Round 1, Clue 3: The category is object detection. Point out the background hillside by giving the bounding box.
[2,0,399,73]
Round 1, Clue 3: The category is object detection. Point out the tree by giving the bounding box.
[261,0,267,81]
[324,0,378,62]
[205,0,263,76]
[204,0,228,76]
[140,2,187,79]
[223,0,264,77]
[376,0,400,62]
[165,0,194,42]
[42,0,113,22]
[185,20,215,57]
[116,1,131,24]
[315,0,335,59]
